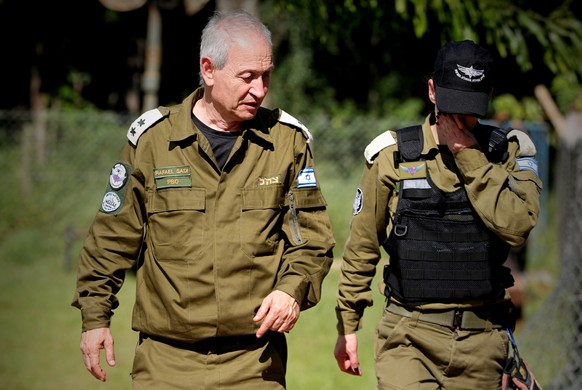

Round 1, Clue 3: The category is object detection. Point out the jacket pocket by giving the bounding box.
[147,187,206,261]
[240,185,285,257]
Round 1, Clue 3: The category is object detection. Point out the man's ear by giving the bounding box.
[428,79,436,104]
[200,57,214,86]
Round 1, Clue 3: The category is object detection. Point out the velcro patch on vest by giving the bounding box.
[154,165,192,189]
[398,162,426,179]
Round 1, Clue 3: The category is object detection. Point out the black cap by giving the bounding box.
[433,40,494,118]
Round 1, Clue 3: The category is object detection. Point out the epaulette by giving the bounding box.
[278,110,313,143]
[507,129,537,157]
[364,130,396,163]
[127,108,167,146]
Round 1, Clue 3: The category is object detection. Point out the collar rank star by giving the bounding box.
[127,108,164,145]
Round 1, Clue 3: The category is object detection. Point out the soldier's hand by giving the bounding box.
[334,334,362,376]
[436,112,478,153]
[253,290,299,338]
[80,327,116,381]
[502,360,541,390]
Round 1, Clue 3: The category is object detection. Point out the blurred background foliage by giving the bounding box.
[0,0,581,121]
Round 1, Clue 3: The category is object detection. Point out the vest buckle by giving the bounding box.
[394,224,408,237]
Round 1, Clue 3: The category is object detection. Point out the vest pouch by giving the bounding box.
[387,212,498,302]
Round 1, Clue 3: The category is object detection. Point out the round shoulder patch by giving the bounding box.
[109,163,128,190]
[101,192,122,213]
[352,188,363,215]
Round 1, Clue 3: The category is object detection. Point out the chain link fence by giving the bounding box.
[0,108,574,387]
[517,112,582,389]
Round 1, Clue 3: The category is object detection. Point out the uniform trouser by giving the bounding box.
[375,308,509,390]
[131,332,287,390]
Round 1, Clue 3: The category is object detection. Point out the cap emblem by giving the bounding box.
[455,64,485,82]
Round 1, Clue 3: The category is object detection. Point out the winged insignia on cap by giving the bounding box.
[457,64,484,79]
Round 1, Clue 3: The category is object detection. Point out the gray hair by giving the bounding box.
[199,10,272,84]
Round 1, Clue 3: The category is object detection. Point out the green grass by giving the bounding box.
[0,249,386,389]
[0,250,137,390]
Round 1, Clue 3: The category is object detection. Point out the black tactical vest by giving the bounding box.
[382,125,513,305]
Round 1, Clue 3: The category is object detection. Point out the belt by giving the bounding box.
[386,302,511,330]
[141,333,263,354]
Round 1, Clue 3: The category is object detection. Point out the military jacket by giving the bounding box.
[73,89,335,342]
[336,114,542,335]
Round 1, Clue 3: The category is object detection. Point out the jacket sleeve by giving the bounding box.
[335,155,392,335]
[454,131,543,247]
[274,131,335,312]
[71,144,145,331]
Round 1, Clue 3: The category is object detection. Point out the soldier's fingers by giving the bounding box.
[103,337,116,367]
[83,351,106,381]
[253,296,273,322]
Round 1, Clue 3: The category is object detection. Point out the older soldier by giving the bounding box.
[334,40,542,389]
[72,10,334,389]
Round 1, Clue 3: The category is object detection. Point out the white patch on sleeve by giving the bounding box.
[297,167,317,188]
[279,110,313,143]
[364,130,396,163]
[127,109,164,145]
[352,188,363,215]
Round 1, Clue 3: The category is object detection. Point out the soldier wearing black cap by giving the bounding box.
[333,40,543,389]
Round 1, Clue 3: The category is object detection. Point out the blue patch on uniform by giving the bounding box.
[297,167,317,188]
[516,157,539,176]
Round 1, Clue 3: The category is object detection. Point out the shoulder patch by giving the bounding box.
[278,110,313,143]
[507,129,536,157]
[364,130,396,163]
[127,108,165,146]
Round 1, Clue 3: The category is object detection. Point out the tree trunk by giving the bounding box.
[142,2,162,111]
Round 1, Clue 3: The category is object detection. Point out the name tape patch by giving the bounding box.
[154,165,192,189]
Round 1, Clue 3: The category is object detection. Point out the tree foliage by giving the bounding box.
[263,0,582,118]
[397,0,582,77]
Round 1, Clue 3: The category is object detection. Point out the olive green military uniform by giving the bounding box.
[336,114,542,389]
[72,88,335,389]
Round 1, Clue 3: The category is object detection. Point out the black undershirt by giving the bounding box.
[192,113,242,170]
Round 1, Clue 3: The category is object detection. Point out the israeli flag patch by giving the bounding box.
[516,157,539,176]
[297,167,317,188]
